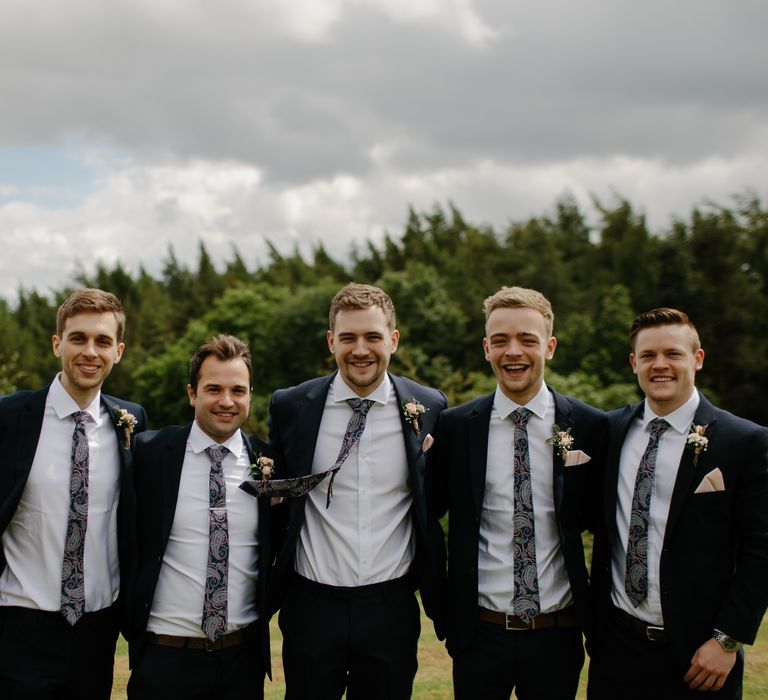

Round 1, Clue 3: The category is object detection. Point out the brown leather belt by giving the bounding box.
[478,606,579,631]
[612,606,666,642]
[147,628,248,652]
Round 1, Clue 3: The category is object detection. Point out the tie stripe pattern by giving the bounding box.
[625,418,670,607]
[325,398,374,507]
[202,445,230,641]
[61,410,90,626]
[511,407,540,624]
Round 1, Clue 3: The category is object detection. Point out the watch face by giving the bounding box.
[715,631,739,652]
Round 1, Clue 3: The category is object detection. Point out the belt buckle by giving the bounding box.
[646,625,664,642]
[505,613,530,631]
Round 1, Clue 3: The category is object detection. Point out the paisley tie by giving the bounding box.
[325,398,374,507]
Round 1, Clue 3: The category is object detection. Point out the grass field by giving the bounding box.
[111,605,768,699]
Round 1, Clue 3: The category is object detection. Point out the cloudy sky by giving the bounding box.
[1,0,766,300]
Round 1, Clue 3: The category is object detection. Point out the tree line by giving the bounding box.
[1,193,766,435]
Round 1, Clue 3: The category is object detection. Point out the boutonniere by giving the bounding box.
[546,424,575,461]
[402,398,428,436]
[249,454,275,481]
[686,424,709,464]
[113,405,137,450]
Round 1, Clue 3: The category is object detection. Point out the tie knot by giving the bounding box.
[649,418,670,438]
[72,410,89,426]
[206,445,229,465]
[347,398,374,416]
[510,407,532,428]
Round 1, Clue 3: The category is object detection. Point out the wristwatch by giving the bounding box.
[713,629,741,652]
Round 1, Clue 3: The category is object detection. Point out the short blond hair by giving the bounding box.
[329,283,396,331]
[483,286,554,337]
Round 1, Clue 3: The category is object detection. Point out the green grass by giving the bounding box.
[112,606,768,699]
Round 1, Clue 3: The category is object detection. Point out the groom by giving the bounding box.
[268,282,447,700]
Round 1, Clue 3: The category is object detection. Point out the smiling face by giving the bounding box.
[483,306,557,405]
[328,306,400,397]
[187,356,251,443]
[52,311,125,408]
[630,324,704,416]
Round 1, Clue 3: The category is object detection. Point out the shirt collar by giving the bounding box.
[49,373,102,424]
[493,381,550,421]
[641,389,700,435]
[189,419,244,457]
[331,371,391,406]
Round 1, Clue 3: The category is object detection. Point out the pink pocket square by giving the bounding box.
[422,433,434,453]
[564,450,591,467]
[694,468,725,494]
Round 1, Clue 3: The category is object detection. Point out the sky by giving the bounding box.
[1,0,766,300]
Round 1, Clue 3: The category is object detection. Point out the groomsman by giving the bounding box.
[588,308,768,699]
[268,283,447,700]
[128,335,276,700]
[427,286,606,700]
[0,288,147,699]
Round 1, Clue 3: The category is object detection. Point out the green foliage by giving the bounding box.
[3,194,767,426]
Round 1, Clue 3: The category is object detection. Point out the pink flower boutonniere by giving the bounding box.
[402,398,428,436]
[686,424,709,464]
[546,424,575,461]
[113,406,137,450]
[250,454,275,481]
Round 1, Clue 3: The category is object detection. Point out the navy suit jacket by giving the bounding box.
[427,388,607,655]
[0,384,147,635]
[591,394,768,667]
[128,424,276,676]
[267,372,448,636]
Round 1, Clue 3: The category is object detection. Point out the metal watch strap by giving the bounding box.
[713,629,741,652]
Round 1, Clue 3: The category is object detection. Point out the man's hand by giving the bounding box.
[683,638,737,691]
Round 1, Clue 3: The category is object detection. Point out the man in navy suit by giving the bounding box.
[427,286,606,700]
[268,283,447,700]
[588,308,768,699]
[128,335,276,700]
[0,288,147,699]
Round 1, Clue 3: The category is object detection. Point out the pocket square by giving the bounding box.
[422,433,434,453]
[564,450,591,467]
[694,467,725,494]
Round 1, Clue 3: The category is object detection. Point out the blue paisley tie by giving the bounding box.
[61,410,90,626]
[203,445,230,641]
[625,418,670,607]
[325,398,374,507]
[511,407,540,624]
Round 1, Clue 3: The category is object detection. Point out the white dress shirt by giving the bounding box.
[0,374,121,612]
[147,421,260,636]
[611,389,700,624]
[295,373,415,586]
[478,382,573,613]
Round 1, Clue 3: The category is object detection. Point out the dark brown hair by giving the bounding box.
[188,335,253,391]
[629,308,701,351]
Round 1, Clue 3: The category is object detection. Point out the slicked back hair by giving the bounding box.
[483,286,554,337]
[56,288,126,341]
[629,307,701,351]
[189,335,253,392]
[328,283,396,331]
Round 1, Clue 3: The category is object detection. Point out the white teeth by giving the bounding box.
[652,377,673,382]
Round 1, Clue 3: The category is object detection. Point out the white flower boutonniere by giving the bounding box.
[546,424,575,461]
[686,424,709,464]
[402,398,428,436]
[250,454,275,481]
[113,406,137,450]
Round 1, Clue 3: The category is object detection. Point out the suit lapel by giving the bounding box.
[550,390,574,514]
[289,375,333,478]
[469,395,494,518]
[159,427,190,546]
[606,403,642,543]
[665,396,718,539]
[14,388,48,484]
